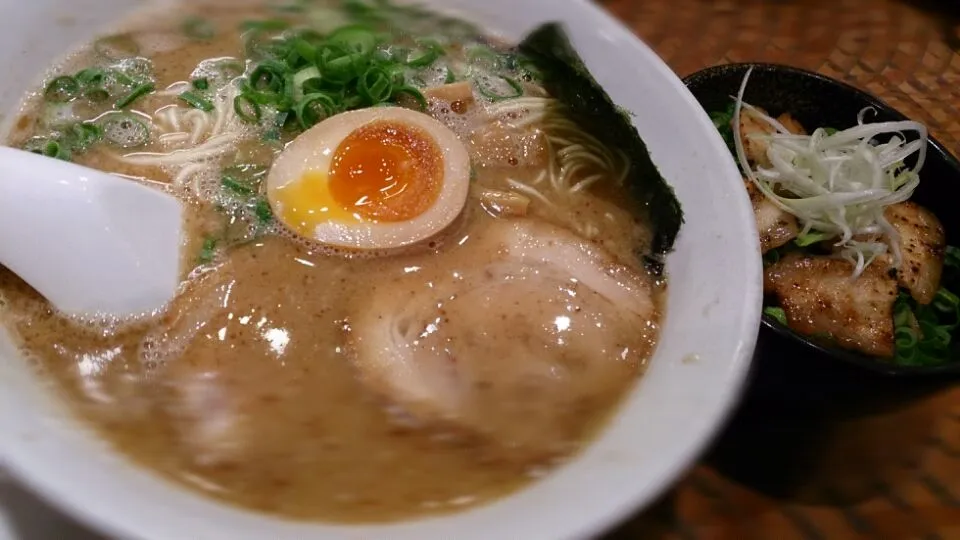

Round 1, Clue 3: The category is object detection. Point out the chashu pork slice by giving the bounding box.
[765,252,898,357]
[745,179,799,253]
[885,202,946,305]
[346,218,659,462]
[735,109,805,253]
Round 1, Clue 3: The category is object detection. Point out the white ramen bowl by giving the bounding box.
[0,0,762,538]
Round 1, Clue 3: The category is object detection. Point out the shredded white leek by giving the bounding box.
[733,67,928,278]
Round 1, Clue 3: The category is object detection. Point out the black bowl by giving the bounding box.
[683,63,960,377]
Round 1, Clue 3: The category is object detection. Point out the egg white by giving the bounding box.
[266,107,471,250]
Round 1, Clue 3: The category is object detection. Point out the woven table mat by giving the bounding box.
[599,0,960,538]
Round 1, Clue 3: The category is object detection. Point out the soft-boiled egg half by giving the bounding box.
[266,107,471,250]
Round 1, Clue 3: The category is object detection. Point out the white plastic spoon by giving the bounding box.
[0,146,183,319]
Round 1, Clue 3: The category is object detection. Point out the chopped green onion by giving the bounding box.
[69,123,103,150]
[230,17,461,136]
[44,140,70,160]
[295,92,338,129]
[222,175,254,196]
[893,284,960,366]
[178,90,214,112]
[326,25,377,56]
[198,236,218,264]
[475,75,523,101]
[44,76,80,103]
[319,47,367,84]
[709,103,737,153]
[283,72,298,107]
[516,55,543,82]
[249,62,287,96]
[254,198,273,223]
[288,37,318,66]
[234,94,262,123]
[763,306,788,326]
[392,85,427,111]
[894,324,918,350]
[75,68,106,87]
[358,66,393,104]
[115,82,155,109]
[292,66,321,99]
[192,78,210,90]
[407,40,443,68]
[182,16,215,40]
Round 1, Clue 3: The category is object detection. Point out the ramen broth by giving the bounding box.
[2,0,664,522]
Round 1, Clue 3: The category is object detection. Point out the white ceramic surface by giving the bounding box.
[0,147,183,319]
[0,1,763,539]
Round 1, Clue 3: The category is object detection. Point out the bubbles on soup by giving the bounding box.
[99,112,152,149]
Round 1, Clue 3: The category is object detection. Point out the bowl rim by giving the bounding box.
[0,2,762,539]
[683,61,960,377]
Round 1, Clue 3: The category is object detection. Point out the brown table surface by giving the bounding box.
[601,0,960,538]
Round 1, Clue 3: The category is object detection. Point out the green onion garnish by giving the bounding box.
[326,25,377,56]
[254,198,274,223]
[291,66,321,100]
[192,78,210,90]
[406,40,443,68]
[763,306,788,326]
[234,94,262,123]
[392,85,427,111]
[222,175,255,196]
[42,140,69,160]
[198,236,218,264]
[358,66,393,105]
[891,252,960,366]
[475,75,524,101]
[75,68,106,87]
[44,76,80,103]
[115,82,155,109]
[178,90,214,112]
[70,123,103,150]
[295,92,338,129]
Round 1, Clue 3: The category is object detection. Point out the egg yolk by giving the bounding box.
[328,120,444,222]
